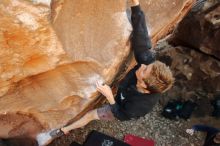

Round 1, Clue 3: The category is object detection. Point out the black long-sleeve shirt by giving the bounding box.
[192,125,220,146]
[111,5,158,121]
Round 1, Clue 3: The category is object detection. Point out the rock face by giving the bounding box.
[139,0,195,44]
[171,0,220,59]
[0,0,69,97]
[156,41,220,118]
[160,0,220,102]
[52,0,132,82]
[156,1,220,117]
[157,43,220,101]
[0,0,194,139]
[0,0,71,138]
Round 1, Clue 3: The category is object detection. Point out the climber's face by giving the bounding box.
[135,64,153,92]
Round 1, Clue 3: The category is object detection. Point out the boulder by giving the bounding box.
[0,0,194,139]
[139,0,196,44]
[0,0,70,97]
[170,0,220,59]
[156,42,220,105]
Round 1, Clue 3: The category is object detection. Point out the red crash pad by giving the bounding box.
[124,134,155,146]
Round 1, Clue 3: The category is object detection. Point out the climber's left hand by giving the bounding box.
[96,82,115,105]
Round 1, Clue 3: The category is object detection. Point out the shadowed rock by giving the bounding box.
[170,0,220,59]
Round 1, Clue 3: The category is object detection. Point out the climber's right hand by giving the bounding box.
[131,0,139,6]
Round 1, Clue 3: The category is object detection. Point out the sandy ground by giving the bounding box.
[48,103,219,146]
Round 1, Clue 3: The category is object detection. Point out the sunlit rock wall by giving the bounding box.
[0,0,70,97]
[0,0,194,138]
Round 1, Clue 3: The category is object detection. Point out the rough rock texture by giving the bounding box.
[0,0,70,138]
[139,0,196,44]
[0,0,194,139]
[0,0,70,97]
[170,0,220,59]
[156,41,220,108]
[160,0,220,106]
[52,0,132,82]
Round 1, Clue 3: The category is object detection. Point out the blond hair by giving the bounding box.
[144,61,174,93]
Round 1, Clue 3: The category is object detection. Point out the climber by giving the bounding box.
[36,0,174,145]
[186,124,220,146]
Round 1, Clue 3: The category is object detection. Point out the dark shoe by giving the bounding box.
[49,129,65,139]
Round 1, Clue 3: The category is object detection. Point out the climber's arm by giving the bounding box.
[131,0,153,64]
[96,82,115,105]
[131,0,140,6]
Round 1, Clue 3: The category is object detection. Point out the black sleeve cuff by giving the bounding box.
[131,5,141,14]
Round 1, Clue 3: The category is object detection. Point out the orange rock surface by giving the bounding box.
[0,0,194,138]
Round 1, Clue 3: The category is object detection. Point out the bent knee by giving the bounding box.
[86,109,99,120]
